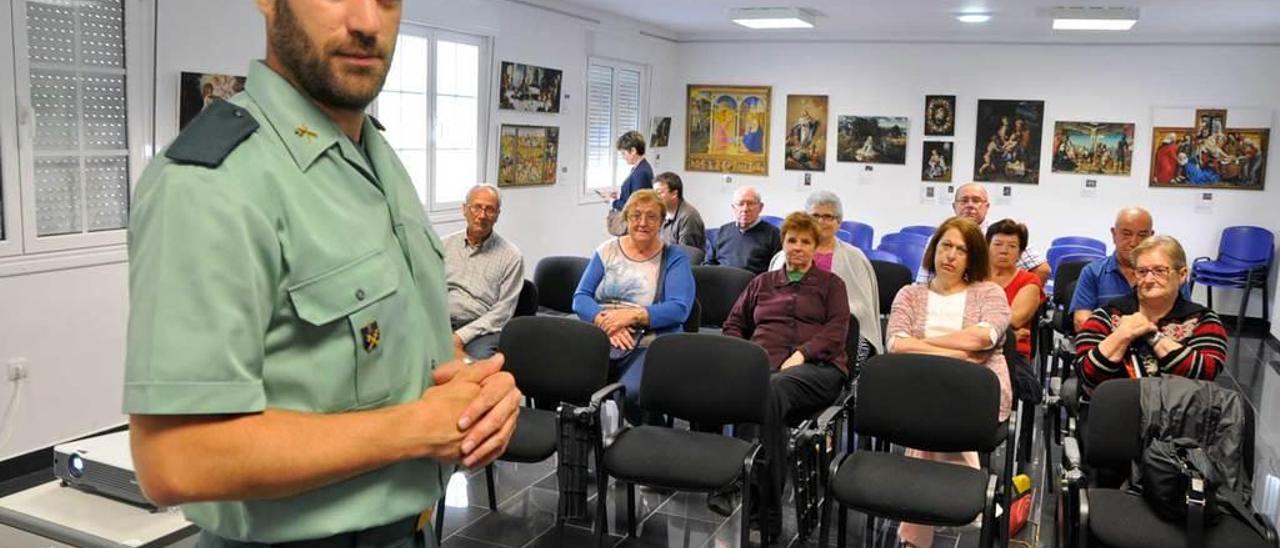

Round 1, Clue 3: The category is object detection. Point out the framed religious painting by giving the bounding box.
[685,84,771,175]
[784,94,828,171]
[924,95,955,136]
[972,99,1045,184]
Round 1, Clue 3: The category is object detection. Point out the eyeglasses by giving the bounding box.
[809,213,839,222]
[629,213,662,224]
[466,204,500,217]
[1135,266,1174,279]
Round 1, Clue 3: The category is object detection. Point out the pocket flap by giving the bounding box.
[288,249,399,325]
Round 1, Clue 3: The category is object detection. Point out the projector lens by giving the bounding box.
[68,454,85,478]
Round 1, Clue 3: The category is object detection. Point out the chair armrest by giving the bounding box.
[588,382,626,410]
[1062,436,1082,470]
[814,405,845,432]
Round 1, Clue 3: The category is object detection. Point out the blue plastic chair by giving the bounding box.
[761,215,784,228]
[1050,236,1106,254]
[1191,226,1274,333]
[1047,245,1105,273]
[836,229,854,245]
[878,242,925,279]
[864,249,902,265]
[880,232,931,248]
[900,225,936,238]
[840,221,874,251]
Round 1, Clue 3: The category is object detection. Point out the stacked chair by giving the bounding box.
[840,220,875,251]
[1190,225,1274,335]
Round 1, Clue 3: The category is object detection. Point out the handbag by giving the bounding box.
[606,208,628,236]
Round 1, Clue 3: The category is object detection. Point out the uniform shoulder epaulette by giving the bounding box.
[368,115,386,131]
[164,100,259,168]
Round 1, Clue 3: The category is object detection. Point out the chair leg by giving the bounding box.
[1237,283,1252,335]
[595,466,609,546]
[1206,286,1214,310]
[625,482,637,538]
[741,472,755,548]
[818,496,832,548]
[434,491,446,544]
[485,464,497,511]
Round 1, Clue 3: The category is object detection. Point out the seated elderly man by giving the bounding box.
[916,182,1050,284]
[1069,207,1188,331]
[705,186,782,274]
[1074,235,1226,396]
[444,185,524,359]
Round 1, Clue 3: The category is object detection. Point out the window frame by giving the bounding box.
[580,55,650,205]
[0,3,20,259]
[372,23,491,223]
[8,0,154,256]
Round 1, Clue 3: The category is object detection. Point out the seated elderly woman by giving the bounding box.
[1074,235,1226,395]
[573,189,695,423]
[722,212,850,536]
[986,219,1045,362]
[885,216,1012,548]
[768,190,882,355]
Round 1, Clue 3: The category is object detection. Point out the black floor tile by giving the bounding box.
[453,486,559,547]
[611,512,721,548]
[441,535,508,548]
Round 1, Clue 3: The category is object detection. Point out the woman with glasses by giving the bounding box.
[885,216,1012,548]
[767,191,882,353]
[1074,235,1226,396]
[574,190,695,424]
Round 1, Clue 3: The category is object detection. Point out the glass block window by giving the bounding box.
[26,0,130,237]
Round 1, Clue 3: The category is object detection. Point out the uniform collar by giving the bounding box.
[244,61,377,174]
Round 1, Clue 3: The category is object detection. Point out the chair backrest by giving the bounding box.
[900,225,936,238]
[761,215,784,228]
[514,279,539,317]
[498,316,610,405]
[835,229,854,245]
[854,354,1002,452]
[683,299,701,333]
[1048,245,1104,272]
[1052,258,1092,304]
[691,265,756,327]
[1219,225,1275,265]
[870,259,913,315]
[864,249,901,265]
[845,314,861,360]
[1051,236,1107,254]
[533,256,590,314]
[880,232,931,247]
[877,242,925,279]
[1081,379,1145,471]
[640,334,770,425]
[675,243,705,266]
[840,220,875,250]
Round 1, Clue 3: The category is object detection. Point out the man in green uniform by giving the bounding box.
[123,1,520,546]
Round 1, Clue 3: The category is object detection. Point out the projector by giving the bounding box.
[53,430,155,509]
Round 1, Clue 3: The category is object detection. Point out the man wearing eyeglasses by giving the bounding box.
[915,183,1051,284]
[444,185,525,359]
[705,186,782,274]
[1069,207,1187,330]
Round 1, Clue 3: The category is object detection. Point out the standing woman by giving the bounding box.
[885,216,1012,548]
[605,131,653,236]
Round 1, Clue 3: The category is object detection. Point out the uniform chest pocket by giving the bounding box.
[288,249,400,408]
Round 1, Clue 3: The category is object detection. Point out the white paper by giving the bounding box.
[995,185,1013,206]
[920,184,937,204]
[1081,179,1098,198]
[1195,192,1214,214]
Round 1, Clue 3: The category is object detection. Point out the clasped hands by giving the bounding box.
[1117,312,1159,341]
[595,308,643,350]
[417,354,521,469]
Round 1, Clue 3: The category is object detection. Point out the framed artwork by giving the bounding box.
[685,84,771,175]
[650,117,671,148]
[1150,125,1268,190]
[1195,109,1227,138]
[179,71,245,130]
[1051,122,1136,176]
[921,141,953,182]
[784,94,828,171]
[924,95,956,136]
[497,124,559,187]
[973,99,1045,184]
[837,116,909,165]
[498,61,562,113]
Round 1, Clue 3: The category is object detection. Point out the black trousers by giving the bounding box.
[758,362,845,529]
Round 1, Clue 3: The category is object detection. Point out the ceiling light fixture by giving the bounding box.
[1052,7,1139,31]
[956,13,992,23]
[730,7,816,30]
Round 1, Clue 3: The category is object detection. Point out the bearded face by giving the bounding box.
[269,0,398,111]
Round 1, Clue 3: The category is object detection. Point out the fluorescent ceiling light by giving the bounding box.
[730,7,815,29]
[1052,7,1138,31]
[956,13,991,23]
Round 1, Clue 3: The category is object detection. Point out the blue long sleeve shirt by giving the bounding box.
[572,242,694,334]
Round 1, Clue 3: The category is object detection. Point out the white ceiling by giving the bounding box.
[556,0,1280,43]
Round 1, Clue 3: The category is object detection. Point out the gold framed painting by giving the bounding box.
[1150,125,1268,190]
[685,84,771,175]
[497,124,559,187]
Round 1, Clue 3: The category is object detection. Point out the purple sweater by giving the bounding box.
[723,268,850,373]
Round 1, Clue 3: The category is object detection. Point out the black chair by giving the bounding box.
[690,265,756,331]
[533,256,590,315]
[818,354,1015,548]
[514,279,539,317]
[435,316,610,542]
[1041,259,1092,470]
[1056,379,1278,548]
[591,334,771,546]
[869,260,912,347]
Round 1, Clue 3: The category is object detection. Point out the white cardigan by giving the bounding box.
[769,241,884,352]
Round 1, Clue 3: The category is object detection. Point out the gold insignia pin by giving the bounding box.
[361,321,381,353]
[294,124,319,141]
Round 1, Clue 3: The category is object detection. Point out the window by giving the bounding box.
[374,25,489,215]
[1,0,151,258]
[584,57,647,198]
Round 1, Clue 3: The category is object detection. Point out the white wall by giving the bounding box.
[0,0,678,460]
[661,41,1280,328]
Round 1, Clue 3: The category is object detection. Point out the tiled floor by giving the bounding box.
[2,333,1276,547]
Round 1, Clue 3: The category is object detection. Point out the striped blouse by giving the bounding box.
[1073,293,1227,395]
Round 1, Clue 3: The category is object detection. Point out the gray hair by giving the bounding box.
[465,184,502,206]
[1131,235,1187,270]
[804,190,843,220]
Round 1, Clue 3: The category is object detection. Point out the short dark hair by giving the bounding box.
[985,218,1028,251]
[780,212,821,244]
[923,216,990,282]
[654,172,683,200]
[616,130,646,155]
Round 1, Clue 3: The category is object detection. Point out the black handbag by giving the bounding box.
[1140,437,1269,547]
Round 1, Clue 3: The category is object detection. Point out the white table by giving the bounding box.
[0,481,196,547]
